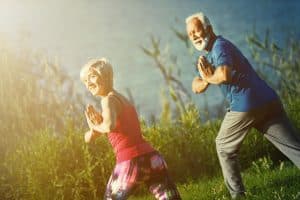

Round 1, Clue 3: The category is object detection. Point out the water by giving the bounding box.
[1,0,300,118]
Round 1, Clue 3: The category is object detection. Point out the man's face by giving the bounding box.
[83,68,106,96]
[186,18,208,51]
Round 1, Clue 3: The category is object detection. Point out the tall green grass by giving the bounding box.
[0,105,292,199]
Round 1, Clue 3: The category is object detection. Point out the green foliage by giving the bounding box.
[247,30,300,97]
[0,42,84,151]
[1,128,114,200]
[140,34,192,118]
[144,106,220,180]
[251,157,274,174]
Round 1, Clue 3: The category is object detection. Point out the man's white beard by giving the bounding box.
[193,36,210,51]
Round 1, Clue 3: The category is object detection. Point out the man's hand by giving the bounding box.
[192,76,209,94]
[197,56,215,81]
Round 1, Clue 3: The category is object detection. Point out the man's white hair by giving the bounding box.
[185,12,211,30]
[80,57,113,85]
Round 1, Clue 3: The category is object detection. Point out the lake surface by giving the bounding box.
[1,0,300,118]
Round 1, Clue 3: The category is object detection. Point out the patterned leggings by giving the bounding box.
[104,152,181,200]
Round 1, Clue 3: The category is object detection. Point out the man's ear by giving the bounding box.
[206,25,213,36]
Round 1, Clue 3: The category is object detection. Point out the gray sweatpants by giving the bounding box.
[216,100,300,199]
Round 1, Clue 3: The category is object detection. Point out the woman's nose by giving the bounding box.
[191,32,198,40]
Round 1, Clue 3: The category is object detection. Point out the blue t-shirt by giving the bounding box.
[203,36,278,112]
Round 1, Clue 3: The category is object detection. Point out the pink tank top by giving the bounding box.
[108,97,155,163]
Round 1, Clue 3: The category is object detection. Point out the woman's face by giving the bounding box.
[84,68,108,96]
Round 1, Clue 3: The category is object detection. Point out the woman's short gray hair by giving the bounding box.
[80,57,113,85]
[185,12,211,30]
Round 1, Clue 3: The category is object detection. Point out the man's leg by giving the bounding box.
[216,111,254,199]
[259,112,300,168]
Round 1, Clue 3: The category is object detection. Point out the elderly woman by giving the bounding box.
[80,58,181,200]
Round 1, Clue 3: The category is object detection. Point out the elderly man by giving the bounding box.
[185,12,300,199]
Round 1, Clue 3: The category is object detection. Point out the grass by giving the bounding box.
[130,162,300,200]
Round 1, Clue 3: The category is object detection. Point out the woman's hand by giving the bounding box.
[84,130,93,143]
[84,104,103,130]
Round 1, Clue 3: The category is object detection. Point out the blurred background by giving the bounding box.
[1,0,299,118]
